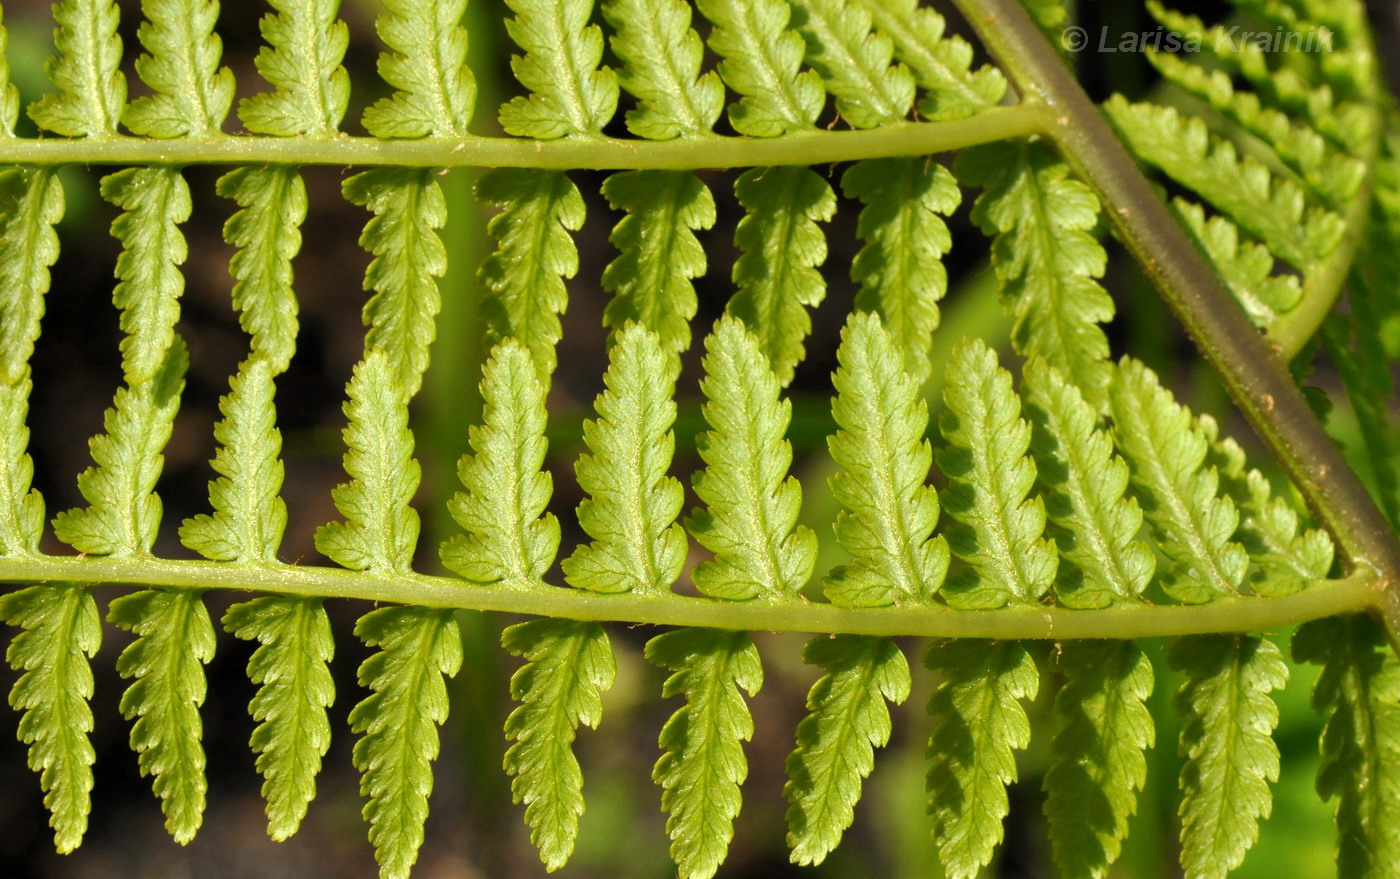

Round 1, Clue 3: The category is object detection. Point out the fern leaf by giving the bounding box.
[502,619,615,870]
[345,168,447,399]
[785,634,909,865]
[0,583,101,853]
[955,140,1114,406]
[727,166,836,385]
[1022,358,1154,608]
[697,0,824,136]
[349,606,461,879]
[563,323,686,594]
[842,157,959,382]
[102,166,192,386]
[362,0,474,139]
[0,375,43,556]
[925,639,1040,879]
[478,168,583,377]
[28,0,126,137]
[441,339,559,587]
[1172,198,1301,328]
[179,358,287,564]
[688,316,816,601]
[108,587,217,844]
[217,165,304,374]
[0,168,64,383]
[852,0,1005,120]
[1104,97,1344,271]
[1172,634,1287,877]
[1206,420,1334,596]
[54,340,187,557]
[223,595,334,841]
[604,0,722,139]
[315,349,421,574]
[788,0,913,129]
[1108,358,1248,602]
[124,0,233,137]
[601,171,714,356]
[648,627,763,879]
[1294,614,1400,877]
[825,311,946,607]
[498,0,618,138]
[1043,640,1154,878]
[1145,46,1363,208]
[0,8,18,135]
[937,338,1056,609]
[239,0,349,136]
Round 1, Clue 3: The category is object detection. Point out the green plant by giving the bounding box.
[1,0,1398,876]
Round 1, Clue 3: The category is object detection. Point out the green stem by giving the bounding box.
[951,0,1400,637]
[0,109,1044,169]
[0,555,1377,641]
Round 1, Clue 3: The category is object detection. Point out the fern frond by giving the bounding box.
[441,339,559,587]
[1205,419,1334,596]
[1144,46,1363,208]
[0,168,64,383]
[102,166,192,386]
[648,627,763,879]
[108,587,216,844]
[1171,634,1286,878]
[955,140,1113,406]
[1294,614,1400,877]
[1171,198,1301,328]
[362,0,474,139]
[938,338,1056,609]
[601,170,714,356]
[1105,97,1344,271]
[1108,358,1248,602]
[498,0,618,138]
[315,349,421,574]
[345,168,447,399]
[688,316,816,601]
[1043,640,1154,879]
[563,323,686,594]
[697,0,825,137]
[0,583,101,853]
[0,374,43,557]
[825,311,946,607]
[28,0,126,137]
[1326,299,1400,528]
[788,0,912,129]
[1022,358,1154,608]
[784,634,909,865]
[53,340,187,557]
[124,0,233,137]
[604,0,722,139]
[727,166,835,385]
[502,618,615,870]
[239,0,349,136]
[179,358,287,564]
[926,639,1040,879]
[223,595,334,841]
[216,165,304,373]
[853,0,1005,121]
[349,606,461,879]
[842,157,958,382]
[0,9,18,135]
[477,168,583,377]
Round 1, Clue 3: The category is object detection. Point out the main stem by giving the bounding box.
[951,0,1400,635]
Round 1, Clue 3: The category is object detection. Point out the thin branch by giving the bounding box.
[0,108,1044,169]
[0,555,1377,640]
